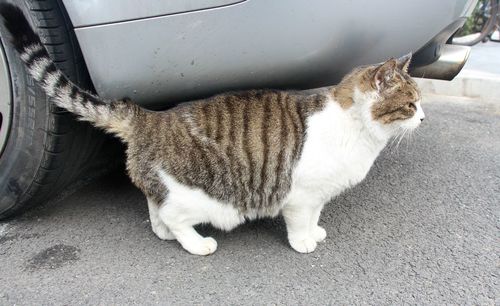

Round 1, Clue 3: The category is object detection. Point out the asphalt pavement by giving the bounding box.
[0,96,498,305]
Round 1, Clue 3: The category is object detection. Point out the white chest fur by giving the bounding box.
[289,99,386,204]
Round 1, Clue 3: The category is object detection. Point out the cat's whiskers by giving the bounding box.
[413,129,423,137]
[388,130,403,148]
[396,128,408,150]
[405,129,415,151]
[390,127,409,153]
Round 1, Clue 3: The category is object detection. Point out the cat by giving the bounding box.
[0,3,424,255]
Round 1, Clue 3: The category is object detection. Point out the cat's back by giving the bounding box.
[178,88,323,143]
[137,88,327,151]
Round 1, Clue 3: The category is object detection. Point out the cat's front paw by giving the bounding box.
[311,226,327,242]
[183,237,218,256]
[289,237,317,253]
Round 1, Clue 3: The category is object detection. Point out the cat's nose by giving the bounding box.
[420,118,424,122]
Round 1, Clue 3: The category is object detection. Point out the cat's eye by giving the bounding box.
[408,102,417,110]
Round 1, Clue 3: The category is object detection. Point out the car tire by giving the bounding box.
[0,0,115,219]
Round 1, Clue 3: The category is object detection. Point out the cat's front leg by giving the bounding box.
[282,201,323,253]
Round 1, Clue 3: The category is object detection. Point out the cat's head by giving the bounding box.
[339,54,425,138]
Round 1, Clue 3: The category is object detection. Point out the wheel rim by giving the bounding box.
[0,39,12,158]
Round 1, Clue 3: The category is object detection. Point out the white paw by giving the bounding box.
[289,237,317,253]
[311,226,327,242]
[152,223,176,240]
[183,237,218,256]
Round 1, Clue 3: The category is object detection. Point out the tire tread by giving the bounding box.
[0,0,118,219]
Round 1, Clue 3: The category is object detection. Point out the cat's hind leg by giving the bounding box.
[155,172,218,256]
[158,200,217,256]
[155,170,244,255]
[147,198,175,240]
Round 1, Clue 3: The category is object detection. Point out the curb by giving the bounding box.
[414,75,500,103]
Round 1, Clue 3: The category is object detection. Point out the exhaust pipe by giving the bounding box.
[410,44,471,81]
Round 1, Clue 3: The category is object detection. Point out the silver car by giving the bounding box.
[0,0,477,217]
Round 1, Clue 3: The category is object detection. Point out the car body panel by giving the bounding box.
[62,0,246,27]
[68,0,477,108]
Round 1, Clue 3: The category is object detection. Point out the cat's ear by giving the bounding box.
[397,53,412,73]
[373,58,397,91]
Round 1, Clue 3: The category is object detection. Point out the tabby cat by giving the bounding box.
[1,4,424,255]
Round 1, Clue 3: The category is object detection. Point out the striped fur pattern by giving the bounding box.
[1,3,424,255]
[127,90,327,213]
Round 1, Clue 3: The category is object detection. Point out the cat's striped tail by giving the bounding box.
[0,3,136,141]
